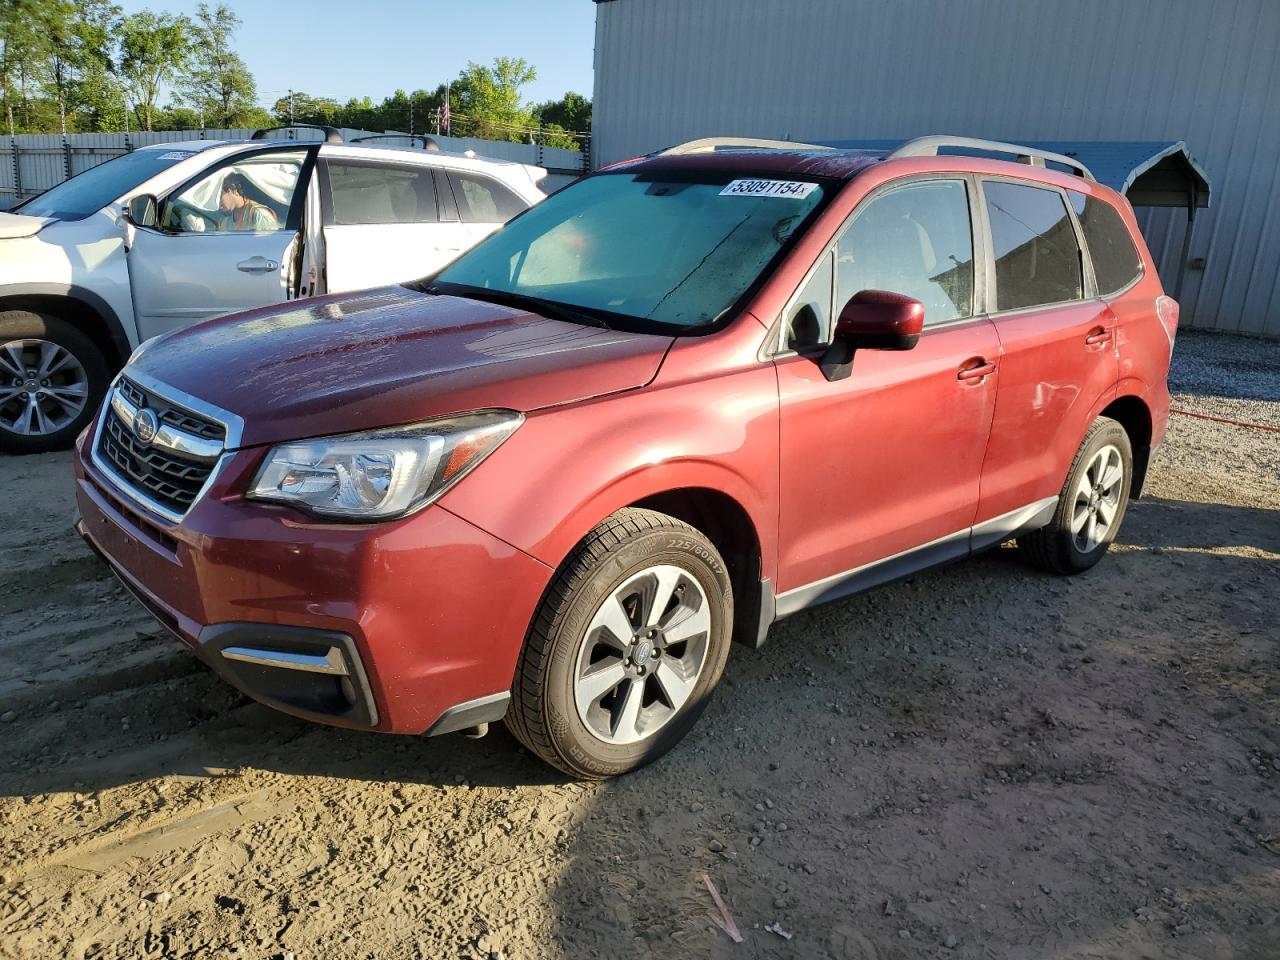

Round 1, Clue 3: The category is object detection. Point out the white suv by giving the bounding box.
[0,126,547,452]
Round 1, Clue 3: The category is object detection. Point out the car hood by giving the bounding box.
[130,286,675,448]
[0,211,53,239]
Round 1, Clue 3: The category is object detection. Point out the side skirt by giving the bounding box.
[969,496,1059,553]
[766,496,1059,626]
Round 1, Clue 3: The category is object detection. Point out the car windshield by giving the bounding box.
[431,170,830,332]
[16,148,200,221]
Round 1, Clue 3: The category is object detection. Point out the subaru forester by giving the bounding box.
[73,135,1177,778]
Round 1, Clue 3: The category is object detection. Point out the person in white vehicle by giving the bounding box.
[0,125,549,452]
[216,172,279,232]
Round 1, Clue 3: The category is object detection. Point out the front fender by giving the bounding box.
[437,363,780,579]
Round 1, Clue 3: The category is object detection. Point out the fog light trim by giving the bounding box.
[220,645,349,676]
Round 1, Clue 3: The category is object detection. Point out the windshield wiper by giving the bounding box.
[426,283,613,331]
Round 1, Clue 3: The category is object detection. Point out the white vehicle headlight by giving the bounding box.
[247,411,522,521]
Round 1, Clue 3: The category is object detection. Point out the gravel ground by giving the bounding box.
[1,332,1277,959]
[1169,330,1280,429]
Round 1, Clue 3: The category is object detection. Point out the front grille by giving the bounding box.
[95,377,225,517]
[118,377,225,442]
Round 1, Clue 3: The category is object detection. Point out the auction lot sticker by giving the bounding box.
[720,179,818,199]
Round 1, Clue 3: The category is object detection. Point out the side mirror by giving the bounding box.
[820,289,924,381]
[124,194,158,229]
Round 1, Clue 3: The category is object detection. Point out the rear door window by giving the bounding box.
[446,171,526,223]
[1068,191,1143,295]
[327,161,439,225]
[983,181,1083,311]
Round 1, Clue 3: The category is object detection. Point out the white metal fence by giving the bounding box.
[0,127,586,209]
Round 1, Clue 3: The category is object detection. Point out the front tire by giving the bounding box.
[1017,416,1133,574]
[506,508,733,779]
[0,310,109,454]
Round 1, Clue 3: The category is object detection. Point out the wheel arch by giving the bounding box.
[627,487,768,650]
[519,462,775,653]
[0,284,132,370]
[1099,394,1153,498]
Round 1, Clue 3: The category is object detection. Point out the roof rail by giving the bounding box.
[889,136,1095,180]
[657,136,835,156]
[251,124,343,144]
[350,133,441,152]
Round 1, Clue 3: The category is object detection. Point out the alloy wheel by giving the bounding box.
[1070,443,1125,553]
[0,339,90,437]
[573,564,711,745]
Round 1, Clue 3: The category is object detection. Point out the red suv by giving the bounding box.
[73,136,1177,778]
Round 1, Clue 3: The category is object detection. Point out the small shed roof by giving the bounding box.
[819,139,1210,209]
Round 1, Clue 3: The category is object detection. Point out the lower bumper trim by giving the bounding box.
[426,691,511,738]
[199,623,380,728]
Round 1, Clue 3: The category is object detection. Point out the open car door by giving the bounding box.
[127,147,314,340]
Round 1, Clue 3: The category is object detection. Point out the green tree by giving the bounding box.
[41,0,122,133]
[451,56,536,142]
[271,89,339,126]
[532,91,590,134]
[69,0,125,131]
[1,0,56,134]
[335,95,377,130]
[155,102,198,129]
[119,9,189,131]
[408,85,445,134]
[179,2,256,127]
[36,0,74,133]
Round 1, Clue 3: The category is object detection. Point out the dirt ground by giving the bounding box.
[1,331,1277,960]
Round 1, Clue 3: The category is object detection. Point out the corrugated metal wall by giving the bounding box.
[0,128,584,208]
[593,0,1280,336]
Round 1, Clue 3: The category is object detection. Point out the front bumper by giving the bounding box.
[74,424,553,735]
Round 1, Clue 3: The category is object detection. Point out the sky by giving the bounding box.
[115,0,597,111]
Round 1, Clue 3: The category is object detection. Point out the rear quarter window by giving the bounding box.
[1069,191,1143,295]
[447,171,526,223]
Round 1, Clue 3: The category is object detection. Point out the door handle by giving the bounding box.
[1084,327,1113,345]
[957,359,997,381]
[237,256,279,274]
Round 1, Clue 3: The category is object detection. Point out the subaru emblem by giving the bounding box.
[133,407,159,445]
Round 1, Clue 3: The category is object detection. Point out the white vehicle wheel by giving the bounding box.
[0,311,109,454]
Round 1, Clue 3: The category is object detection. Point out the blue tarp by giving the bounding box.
[819,139,1210,209]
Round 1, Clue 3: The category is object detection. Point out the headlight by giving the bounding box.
[247,410,523,521]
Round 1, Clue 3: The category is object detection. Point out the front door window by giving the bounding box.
[836,179,975,326]
[162,150,306,233]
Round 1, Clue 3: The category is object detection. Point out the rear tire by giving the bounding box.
[1017,417,1132,574]
[0,310,108,454]
[506,508,733,779]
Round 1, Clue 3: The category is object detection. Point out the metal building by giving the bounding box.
[592,0,1280,336]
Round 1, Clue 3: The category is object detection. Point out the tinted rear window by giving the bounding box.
[984,180,1083,311]
[328,161,439,225]
[1069,191,1143,295]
